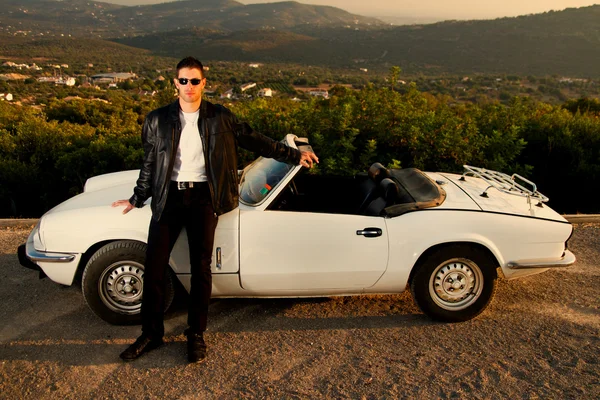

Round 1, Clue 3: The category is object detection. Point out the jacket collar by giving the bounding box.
[168,99,215,122]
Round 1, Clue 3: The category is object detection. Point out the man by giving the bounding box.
[113,57,318,363]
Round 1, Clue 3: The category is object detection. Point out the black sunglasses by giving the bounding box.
[177,78,203,86]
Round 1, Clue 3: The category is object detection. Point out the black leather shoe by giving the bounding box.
[119,335,164,361]
[185,330,207,363]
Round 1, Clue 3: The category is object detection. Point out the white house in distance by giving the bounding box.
[38,76,76,86]
[91,72,137,84]
[0,93,13,101]
[220,89,233,99]
[308,89,329,99]
[258,88,273,97]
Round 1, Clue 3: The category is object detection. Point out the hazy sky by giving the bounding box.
[105,0,599,20]
[242,0,599,19]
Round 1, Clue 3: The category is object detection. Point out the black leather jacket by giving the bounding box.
[129,100,301,220]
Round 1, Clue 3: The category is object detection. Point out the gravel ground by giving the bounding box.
[0,223,599,399]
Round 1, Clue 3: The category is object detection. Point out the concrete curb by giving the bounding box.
[2,215,600,229]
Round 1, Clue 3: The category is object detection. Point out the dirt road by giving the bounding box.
[1,224,599,399]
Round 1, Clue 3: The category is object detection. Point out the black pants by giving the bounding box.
[141,181,218,339]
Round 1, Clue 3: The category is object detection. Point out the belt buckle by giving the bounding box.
[177,181,187,190]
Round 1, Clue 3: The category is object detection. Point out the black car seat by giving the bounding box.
[356,163,391,213]
[363,178,400,216]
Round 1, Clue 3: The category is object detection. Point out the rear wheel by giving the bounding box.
[410,245,497,322]
[82,240,175,325]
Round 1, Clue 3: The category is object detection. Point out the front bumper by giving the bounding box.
[18,243,45,277]
[18,233,81,286]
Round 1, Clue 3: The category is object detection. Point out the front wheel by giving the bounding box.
[410,245,497,322]
[82,240,175,325]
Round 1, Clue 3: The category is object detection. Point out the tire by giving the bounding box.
[82,240,175,325]
[410,245,497,322]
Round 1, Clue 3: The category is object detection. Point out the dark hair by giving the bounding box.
[176,57,204,77]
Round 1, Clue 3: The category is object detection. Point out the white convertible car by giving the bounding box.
[19,135,576,325]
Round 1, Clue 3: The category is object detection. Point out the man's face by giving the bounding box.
[175,67,205,105]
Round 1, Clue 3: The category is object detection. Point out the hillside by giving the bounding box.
[0,36,174,70]
[2,3,600,77]
[0,0,124,36]
[0,0,382,37]
[115,5,600,77]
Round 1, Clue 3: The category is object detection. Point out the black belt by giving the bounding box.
[173,181,206,190]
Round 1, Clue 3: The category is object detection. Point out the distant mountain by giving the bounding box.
[0,0,383,37]
[115,5,600,77]
[0,0,123,36]
[3,3,600,77]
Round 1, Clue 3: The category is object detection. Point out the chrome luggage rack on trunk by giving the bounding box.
[460,165,549,210]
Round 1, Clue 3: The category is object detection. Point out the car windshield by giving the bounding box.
[239,157,294,205]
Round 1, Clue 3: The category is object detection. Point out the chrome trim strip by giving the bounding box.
[25,237,76,263]
[507,250,576,269]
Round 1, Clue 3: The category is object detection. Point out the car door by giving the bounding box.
[239,210,388,291]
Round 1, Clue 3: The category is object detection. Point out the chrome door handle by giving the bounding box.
[356,228,382,238]
[216,247,222,270]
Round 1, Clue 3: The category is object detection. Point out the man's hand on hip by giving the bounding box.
[112,199,135,214]
[299,151,319,168]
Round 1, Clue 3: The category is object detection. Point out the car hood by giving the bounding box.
[46,171,139,216]
[438,172,567,222]
[83,170,140,193]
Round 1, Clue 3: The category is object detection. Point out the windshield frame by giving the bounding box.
[238,134,300,208]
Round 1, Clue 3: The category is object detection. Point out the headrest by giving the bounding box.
[380,178,400,201]
[368,162,390,183]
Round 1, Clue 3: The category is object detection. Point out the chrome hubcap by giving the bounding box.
[429,258,484,311]
[99,261,144,314]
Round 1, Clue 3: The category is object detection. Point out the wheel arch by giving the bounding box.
[75,238,185,294]
[408,241,500,284]
[75,238,146,284]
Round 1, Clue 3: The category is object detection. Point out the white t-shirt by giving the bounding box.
[171,109,207,182]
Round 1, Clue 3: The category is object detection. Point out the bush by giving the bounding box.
[1,87,599,217]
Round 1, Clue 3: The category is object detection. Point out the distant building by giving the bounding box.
[220,89,233,99]
[61,64,69,69]
[257,88,273,97]
[359,68,368,72]
[559,77,589,84]
[91,72,137,84]
[0,93,13,101]
[308,89,329,99]
[39,76,76,86]
[62,77,76,86]
[37,77,58,83]
[3,61,32,70]
[248,63,261,68]
[240,82,256,92]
